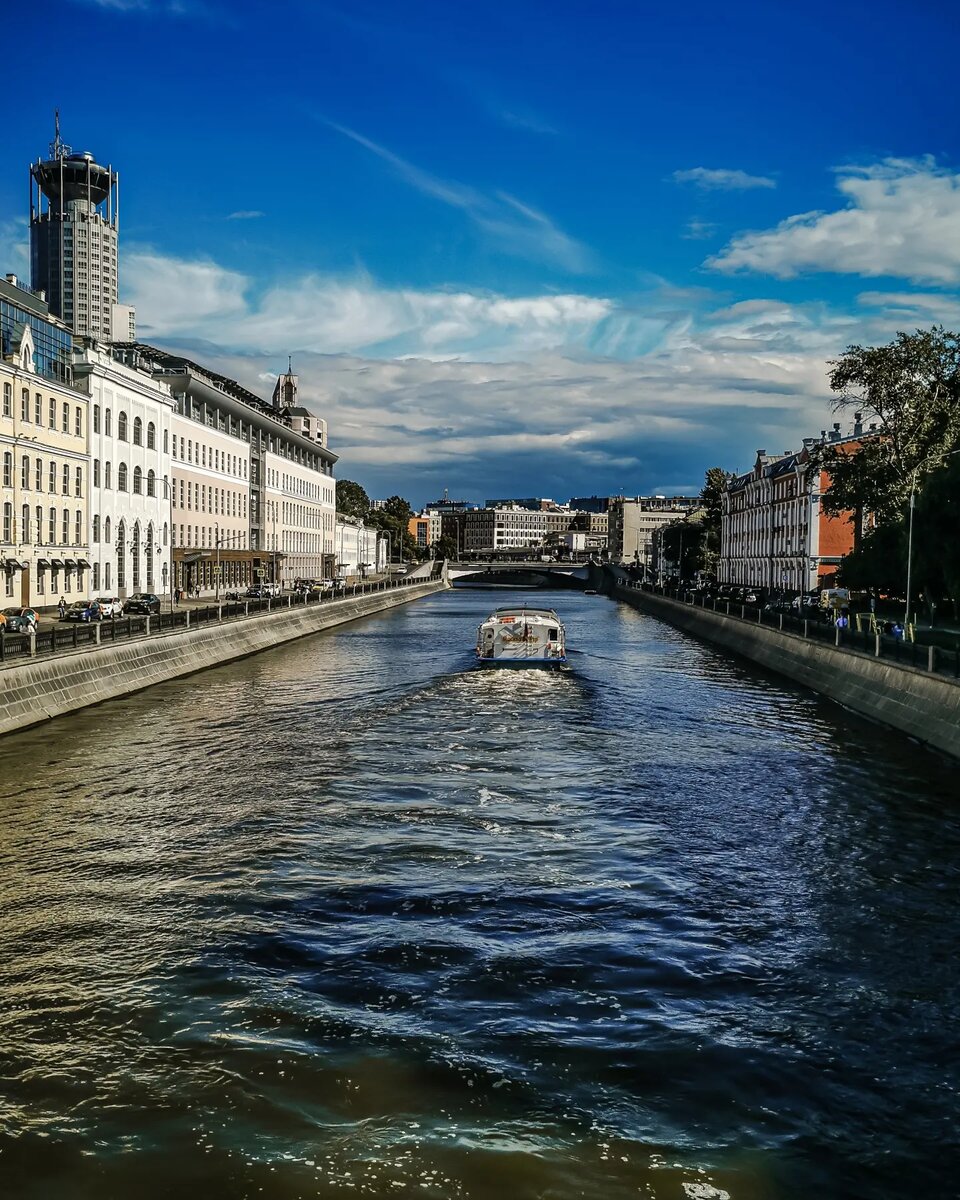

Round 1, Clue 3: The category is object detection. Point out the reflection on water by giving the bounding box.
[0,590,955,1199]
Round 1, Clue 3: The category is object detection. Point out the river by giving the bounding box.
[0,588,956,1200]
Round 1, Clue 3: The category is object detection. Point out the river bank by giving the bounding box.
[0,577,448,737]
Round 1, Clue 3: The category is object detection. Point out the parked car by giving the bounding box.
[96,596,123,617]
[244,586,267,599]
[2,606,39,633]
[63,599,102,622]
[124,592,161,614]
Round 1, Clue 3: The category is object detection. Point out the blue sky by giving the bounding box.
[3,0,959,505]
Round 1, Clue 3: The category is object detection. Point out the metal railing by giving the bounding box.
[620,582,960,684]
[0,575,432,667]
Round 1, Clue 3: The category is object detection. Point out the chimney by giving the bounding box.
[854,410,863,436]
[5,273,17,285]
[756,449,766,457]
[821,430,827,440]
[831,422,841,441]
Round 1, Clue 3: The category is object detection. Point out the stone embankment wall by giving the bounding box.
[614,585,960,760]
[0,581,447,737]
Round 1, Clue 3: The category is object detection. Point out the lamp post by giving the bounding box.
[905,448,960,629]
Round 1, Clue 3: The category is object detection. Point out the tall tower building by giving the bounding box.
[29,114,132,342]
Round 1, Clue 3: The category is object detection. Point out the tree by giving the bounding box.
[699,466,729,575]
[820,327,960,527]
[380,495,413,525]
[365,496,417,562]
[336,479,370,520]
[659,520,707,581]
[435,534,458,560]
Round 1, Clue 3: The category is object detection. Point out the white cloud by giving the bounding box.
[325,122,592,272]
[672,167,776,191]
[226,210,265,221]
[709,157,960,284]
[682,219,718,240]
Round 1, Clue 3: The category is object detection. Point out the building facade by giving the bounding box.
[74,347,174,598]
[608,496,701,567]
[1,316,90,607]
[719,425,873,594]
[335,515,384,580]
[463,506,548,554]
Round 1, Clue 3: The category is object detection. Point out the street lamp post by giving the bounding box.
[905,448,960,629]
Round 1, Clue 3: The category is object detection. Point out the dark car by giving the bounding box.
[63,599,102,622]
[2,606,39,633]
[124,593,161,614]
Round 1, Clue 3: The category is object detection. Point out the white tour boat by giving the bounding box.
[475,606,567,668]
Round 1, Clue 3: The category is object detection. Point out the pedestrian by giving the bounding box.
[57,596,66,619]
[892,622,904,641]
[835,612,848,630]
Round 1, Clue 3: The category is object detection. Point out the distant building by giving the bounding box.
[485,497,553,510]
[608,496,701,566]
[720,421,878,594]
[463,506,547,554]
[572,511,608,535]
[29,117,131,342]
[569,495,612,514]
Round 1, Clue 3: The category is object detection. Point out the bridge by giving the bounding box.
[445,560,596,589]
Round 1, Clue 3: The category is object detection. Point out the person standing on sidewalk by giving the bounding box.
[57,596,66,620]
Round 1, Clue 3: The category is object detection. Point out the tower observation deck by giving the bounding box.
[29,113,126,342]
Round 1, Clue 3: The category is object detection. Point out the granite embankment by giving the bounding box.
[0,579,447,737]
[614,585,960,760]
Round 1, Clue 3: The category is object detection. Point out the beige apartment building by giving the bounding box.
[608,496,702,569]
[1,322,90,607]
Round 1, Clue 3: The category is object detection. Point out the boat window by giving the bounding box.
[548,628,558,638]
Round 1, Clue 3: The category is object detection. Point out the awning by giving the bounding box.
[36,558,51,567]
[17,560,29,570]
[51,558,65,567]
[77,558,91,568]
[64,558,78,567]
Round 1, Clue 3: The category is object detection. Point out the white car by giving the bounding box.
[96,596,123,617]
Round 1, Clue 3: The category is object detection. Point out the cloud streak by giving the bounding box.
[673,167,776,191]
[326,121,592,272]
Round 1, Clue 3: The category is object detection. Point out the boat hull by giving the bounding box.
[476,655,567,668]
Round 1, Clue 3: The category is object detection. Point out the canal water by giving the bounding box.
[0,589,956,1200]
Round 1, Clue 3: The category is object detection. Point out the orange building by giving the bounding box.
[720,420,877,594]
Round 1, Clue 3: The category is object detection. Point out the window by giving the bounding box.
[48,461,56,492]
[20,504,31,541]
[94,459,100,487]
[62,402,69,433]
[75,407,82,437]
[163,521,168,547]
[104,516,111,545]
[118,411,128,441]
[147,469,156,497]
[35,458,42,490]
[118,462,128,491]
[1,453,9,488]
[35,505,43,545]
[62,464,70,495]
[93,404,101,433]
[48,507,56,543]
[21,455,29,490]
[93,563,100,592]
[104,562,110,589]
[49,397,56,429]
[75,511,82,545]
[145,420,156,450]
[2,382,10,417]
[93,514,100,542]
[133,416,142,446]
[21,389,29,421]
[35,393,42,424]
[2,503,11,542]
[62,509,69,543]
[133,465,142,494]
[75,466,83,497]
[163,428,168,454]
[105,408,112,436]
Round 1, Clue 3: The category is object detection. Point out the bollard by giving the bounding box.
[803,619,809,638]
[28,631,36,658]
[740,604,746,620]
[218,605,223,623]
[928,644,936,673]
[875,633,881,657]
[757,607,762,624]
[778,613,784,631]
[145,616,151,636]
[244,603,249,618]
[185,610,191,628]
[835,626,841,647]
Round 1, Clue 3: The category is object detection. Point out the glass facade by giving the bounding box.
[0,279,74,386]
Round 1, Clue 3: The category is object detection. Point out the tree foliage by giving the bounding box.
[821,327,960,525]
[335,478,370,520]
[699,466,729,572]
[659,520,708,580]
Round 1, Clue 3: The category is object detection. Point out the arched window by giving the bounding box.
[116,521,126,589]
[133,416,142,446]
[118,411,128,441]
[105,408,112,436]
[147,421,156,450]
[48,507,56,543]
[35,505,43,545]
[21,504,30,542]
[163,521,168,547]
[104,461,112,489]
[94,459,101,487]
[104,516,111,545]
[163,428,169,454]
[118,462,128,491]
[2,503,11,542]
[74,510,82,545]
[146,469,156,497]
[93,404,101,433]
[131,521,141,588]
[21,455,29,490]
[1,452,10,487]
[93,515,100,543]
[133,466,142,494]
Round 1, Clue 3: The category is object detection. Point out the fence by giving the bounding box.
[624,583,960,684]
[0,573,436,666]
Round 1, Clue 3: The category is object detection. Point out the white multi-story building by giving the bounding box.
[335,514,385,581]
[608,496,702,567]
[463,506,548,554]
[74,347,174,598]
